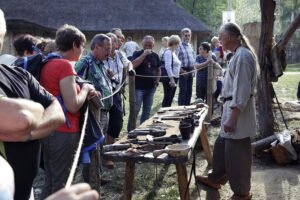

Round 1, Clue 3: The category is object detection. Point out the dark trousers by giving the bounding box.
[4,140,40,200]
[41,131,80,199]
[196,86,207,101]
[162,78,178,107]
[215,80,222,101]
[178,71,193,106]
[107,93,123,138]
[297,81,300,100]
[208,135,252,196]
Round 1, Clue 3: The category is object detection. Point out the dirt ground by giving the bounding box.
[33,104,300,200]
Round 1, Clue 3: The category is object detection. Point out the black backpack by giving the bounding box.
[13,53,62,81]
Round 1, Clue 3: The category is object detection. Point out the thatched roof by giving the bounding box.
[0,0,210,37]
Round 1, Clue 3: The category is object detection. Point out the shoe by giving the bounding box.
[230,193,252,200]
[100,178,112,186]
[103,160,115,169]
[195,175,221,189]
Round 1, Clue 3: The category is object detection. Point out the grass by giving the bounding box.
[285,63,300,72]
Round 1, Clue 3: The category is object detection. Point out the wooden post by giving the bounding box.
[176,163,190,200]
[200,123,212,165]
[123,162,135,200]
[206,51,214,121]
[128,74,136,131]
[257,0,276,137]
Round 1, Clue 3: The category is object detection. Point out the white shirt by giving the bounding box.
[163,49,181,78]
[123,41,139,57]
[103,50,130,87]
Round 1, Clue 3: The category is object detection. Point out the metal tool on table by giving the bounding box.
[146,134,180,144]
[103,144,131,152]
[128,128,166,139]
[124,138,173,145]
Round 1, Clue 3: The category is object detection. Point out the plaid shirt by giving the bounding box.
[177,42,195,69]
[75,53,113,110]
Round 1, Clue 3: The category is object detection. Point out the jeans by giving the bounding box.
[178,71,193,105]
[215,80,222,102]
[297,81,300,100]
[162,78,178,107]
[127,87,156,131]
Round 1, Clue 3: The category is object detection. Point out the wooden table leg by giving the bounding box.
[123,162,135,200]
[200,124,213,165]
[176,163,190,200]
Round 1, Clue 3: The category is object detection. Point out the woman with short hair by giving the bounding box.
[40,24,98,199]
[161,35,181,107]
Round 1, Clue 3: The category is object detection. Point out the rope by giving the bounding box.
[100,79,126,101]
[134,65,208,78]
[65,108,89,188]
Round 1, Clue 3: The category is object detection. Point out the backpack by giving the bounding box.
[13,53,62,81]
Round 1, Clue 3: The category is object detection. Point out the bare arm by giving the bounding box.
[223,107,241,133]
[30,100,65,140]
[0,97,44,139]
[194,60,210,70]
[132,50,151,68]
[59,75,94,114]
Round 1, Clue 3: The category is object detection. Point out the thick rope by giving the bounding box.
[65,108,89,188]
[65,79,126,187]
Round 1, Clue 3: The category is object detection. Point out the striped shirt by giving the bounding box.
[177,42,195,69]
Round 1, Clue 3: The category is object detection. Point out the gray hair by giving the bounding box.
[220,22,259,74]
[180,28,191,36]
[143,35,154,42]
[168,35,181,47]
[90,34,111,50]
[106,32,118,43]
[0,9,6,36]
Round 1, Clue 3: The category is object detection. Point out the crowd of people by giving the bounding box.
[0,5,265,200]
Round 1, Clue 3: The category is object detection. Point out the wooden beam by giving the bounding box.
[123,162,136,200]
[176,163,190,200]
[200,123,212,165]
[128,74,136,132]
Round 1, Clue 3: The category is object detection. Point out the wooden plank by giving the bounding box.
[176,163,190,200]
[123,162,135,200]
[199,123,212,165]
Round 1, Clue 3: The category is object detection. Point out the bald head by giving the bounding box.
[0,9,6,51]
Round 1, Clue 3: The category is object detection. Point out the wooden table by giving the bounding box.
[103,105,212,200]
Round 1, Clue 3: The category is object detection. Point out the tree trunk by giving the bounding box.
[257,0,276,137]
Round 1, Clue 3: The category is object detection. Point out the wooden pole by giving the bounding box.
[128,74,136,131]
[176,163,190,200]
[257,0,276,137]
[123,162,135,200]
[206,51,214,121]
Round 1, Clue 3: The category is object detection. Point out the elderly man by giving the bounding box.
[104,33,132,145]
[127,35,161,131]
[177,28,196,106]
[0,9,65,200]
[196,23,258,200]
[75,34,114,180]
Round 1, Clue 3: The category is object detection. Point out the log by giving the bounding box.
[251,134,279,153]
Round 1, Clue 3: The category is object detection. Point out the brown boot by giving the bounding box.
[230,193,252,200]
[103,159,115,169]
[196,175,221,189]
[103,135,115,169]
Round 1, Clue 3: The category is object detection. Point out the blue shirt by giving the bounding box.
[196,55,217,87]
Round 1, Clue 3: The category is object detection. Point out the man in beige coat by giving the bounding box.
[196,22,259,200]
